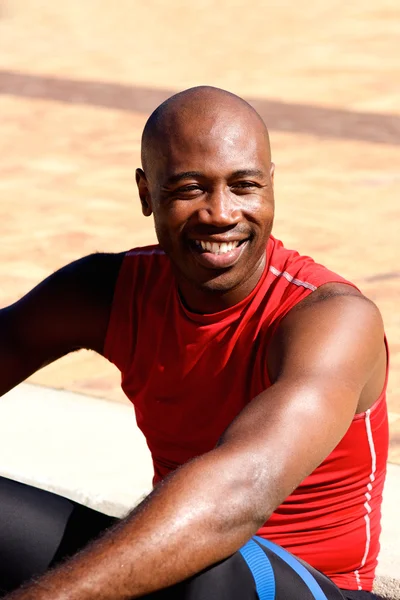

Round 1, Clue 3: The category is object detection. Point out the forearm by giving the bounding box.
[6,447,265,600]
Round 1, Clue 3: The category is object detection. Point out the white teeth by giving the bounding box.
[196,240,241,254]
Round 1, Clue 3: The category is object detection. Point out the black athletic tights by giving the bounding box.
[0,477,379,599]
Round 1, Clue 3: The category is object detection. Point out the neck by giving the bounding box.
[178,255,267,315]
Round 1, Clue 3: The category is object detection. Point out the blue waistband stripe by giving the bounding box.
[239,539,276,600]
[254,536,328,600]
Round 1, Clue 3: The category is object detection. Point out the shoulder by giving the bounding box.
[290,281,371,309]
[54,251,128,352]
[37,251,128,319]
[7,251,127,310]
[115,245,171,294]
[268,236,354,290]
[263,238,360,334]
[122,245,168,275]
[268,282,385,404]
[3,251,127,357]
[276,281,383,344]
[283,282,384,350]
[62,251,127,302]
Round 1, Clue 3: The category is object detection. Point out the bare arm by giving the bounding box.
[5,290,385,600]
[0,252,124,397]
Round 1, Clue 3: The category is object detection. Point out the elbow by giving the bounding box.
[240,470,275,528]
[213,456,275,535]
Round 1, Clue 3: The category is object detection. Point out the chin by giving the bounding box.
[194,272,239,294]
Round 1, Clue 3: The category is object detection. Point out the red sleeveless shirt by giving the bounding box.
[104,235,389,592]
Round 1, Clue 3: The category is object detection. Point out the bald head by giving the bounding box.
[141,86,271,179]
[136,86,275,307]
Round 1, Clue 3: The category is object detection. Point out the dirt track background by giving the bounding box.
[0,0,399,461]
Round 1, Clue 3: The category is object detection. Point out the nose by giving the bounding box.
[197,188,241,227]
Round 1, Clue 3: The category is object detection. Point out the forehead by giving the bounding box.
[152,113,270,182]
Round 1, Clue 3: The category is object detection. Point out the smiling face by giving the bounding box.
[136,87,275,313]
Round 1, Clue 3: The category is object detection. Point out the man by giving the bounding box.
[0,86,388,600]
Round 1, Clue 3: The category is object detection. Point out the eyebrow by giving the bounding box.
[164,169,266,185]
[230,169,266,179]
[165,171,204,185]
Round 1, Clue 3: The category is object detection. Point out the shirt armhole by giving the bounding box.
[103,253,136,373]
[263,270,361,388]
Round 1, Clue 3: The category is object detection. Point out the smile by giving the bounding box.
[194,240,243,255]
[189,238,249,269]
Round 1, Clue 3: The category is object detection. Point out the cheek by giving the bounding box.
[152,211,184,250]
[155,204,192,235]
[243,190,274,213]
[258,196,275,223]
[247,205,274,233]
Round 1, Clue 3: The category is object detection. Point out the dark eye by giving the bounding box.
[173,184,204,198]
[178,184,201,192]
[231,181,259,190]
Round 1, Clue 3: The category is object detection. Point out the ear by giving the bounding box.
[270,162,275,189]
[136,168,153,217]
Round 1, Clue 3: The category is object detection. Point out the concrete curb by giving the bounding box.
[0,383,399,593]
[374,576,400,599]
[0,383,153,516]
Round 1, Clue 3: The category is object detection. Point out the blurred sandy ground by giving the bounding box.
[0,0,399,460]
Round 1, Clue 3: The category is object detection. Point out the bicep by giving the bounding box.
[219,294,385,513]
[0,253,124,395]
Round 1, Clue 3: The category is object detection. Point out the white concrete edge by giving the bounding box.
[0,383,399,584]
